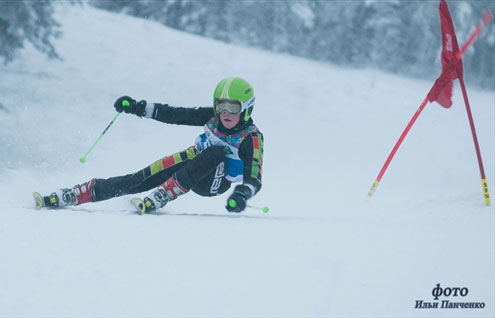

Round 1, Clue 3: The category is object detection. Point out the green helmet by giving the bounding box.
[213,77,255,122]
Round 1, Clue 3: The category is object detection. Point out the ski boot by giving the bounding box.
[131,175,188,214]
[34,179,96,210]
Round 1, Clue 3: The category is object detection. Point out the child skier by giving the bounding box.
[34,77,264,214]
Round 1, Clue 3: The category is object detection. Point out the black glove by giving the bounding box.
[114,96,147,117]
[226,184,252,213]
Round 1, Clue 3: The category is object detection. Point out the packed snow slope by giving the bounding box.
[0,4,494,317]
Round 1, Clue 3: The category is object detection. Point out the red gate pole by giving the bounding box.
[367,97,429,199]
[456,10,492,206]
[367,8,493,201]
[458,76,490,206]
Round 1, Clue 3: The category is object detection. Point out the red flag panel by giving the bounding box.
[427,0,463,108]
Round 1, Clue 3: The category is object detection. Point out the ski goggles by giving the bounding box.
[214,99,242,114]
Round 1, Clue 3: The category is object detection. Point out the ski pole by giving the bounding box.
[228,199,269,213]
[247,205,270,213]
[79,101,129,163]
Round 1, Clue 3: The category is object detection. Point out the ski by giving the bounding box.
[130,197,146,215]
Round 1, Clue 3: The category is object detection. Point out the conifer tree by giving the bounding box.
[0,0,61,64]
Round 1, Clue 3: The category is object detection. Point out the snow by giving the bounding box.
[0,3,494,317]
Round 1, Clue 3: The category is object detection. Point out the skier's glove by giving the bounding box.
[114,96,147,117]
[226,184,252,213]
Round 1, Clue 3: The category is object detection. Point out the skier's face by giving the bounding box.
[220,112,241,129]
